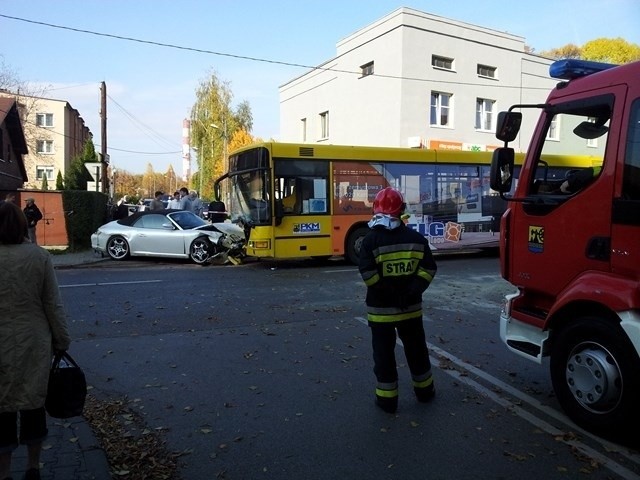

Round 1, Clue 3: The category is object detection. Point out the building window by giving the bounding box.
[477,64,497,79]
[432,55,453,71]
[360,61,374,77]
[319,111,329,139]
[301,118,307,142]
[36,113,54,127]
[475,98,495,131]
[586,117,599,147]
[36,166,55,180]
[36,140,54,154]
[546,116,560,140]
[430,92,452,127]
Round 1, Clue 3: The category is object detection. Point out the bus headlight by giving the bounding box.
[249,240,270,249]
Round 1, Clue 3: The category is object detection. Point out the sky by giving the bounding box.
[1,0,639,176]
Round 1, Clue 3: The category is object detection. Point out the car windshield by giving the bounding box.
[169,211,207,230]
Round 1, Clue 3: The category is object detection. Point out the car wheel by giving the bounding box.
[190,237,213,265]
[550,315,640,440]
[346,226,369,265]
[107,235,130,260]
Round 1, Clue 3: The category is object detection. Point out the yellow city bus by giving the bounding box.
[214,142,594,264]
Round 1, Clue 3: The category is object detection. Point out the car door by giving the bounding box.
[128,214,185,257]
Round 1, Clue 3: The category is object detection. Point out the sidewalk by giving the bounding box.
[12,416,111,480]
[13,249,113,480]
[50,249,108,269]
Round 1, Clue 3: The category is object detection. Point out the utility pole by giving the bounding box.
[100,82,108,193]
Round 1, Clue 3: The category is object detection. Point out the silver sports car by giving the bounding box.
[91,209,245,264]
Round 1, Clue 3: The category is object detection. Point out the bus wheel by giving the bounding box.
[346,227,369,265]
[550,316,640,440]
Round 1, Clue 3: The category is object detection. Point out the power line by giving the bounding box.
[0,105,180,155]
[0,14,333,71]
[106,146,181,155]
[0,13,551,90]
[107,94,180,150]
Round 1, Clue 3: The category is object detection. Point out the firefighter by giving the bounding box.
[358,187,438,413]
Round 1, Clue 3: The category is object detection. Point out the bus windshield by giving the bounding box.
[218,147,271,225]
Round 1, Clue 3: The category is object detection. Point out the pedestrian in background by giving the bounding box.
[190,190,203,217]
[179,187,193,212]
[23,198,43,245]
[0,201,71,480]
[150,191,165,211]
[358,187,438,414]
[113,196,129,220]
[4,193,15,203]
[167,191,181,209]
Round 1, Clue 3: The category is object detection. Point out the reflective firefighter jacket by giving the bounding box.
[358,224,437,323]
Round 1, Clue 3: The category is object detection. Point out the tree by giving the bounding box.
[65,138,97,190]
[228,129,257,156]
[142,163,156,198]
[164,164,178,194]
[540,38,640,63]
[41,175,49,191]
[112,169,143,200]
[582,38,640,64]
[0,55,20,92]
[539,43,582,60]
[55,171,65,190]
[190,72,254,200]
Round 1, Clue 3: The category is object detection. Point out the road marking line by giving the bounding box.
[60,280,163,288]
[354,316,640,477]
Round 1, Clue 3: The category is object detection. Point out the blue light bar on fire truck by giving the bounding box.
[550,59,617,80]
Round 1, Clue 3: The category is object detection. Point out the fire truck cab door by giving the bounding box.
[510,88,624,299]
[611,97,640,278]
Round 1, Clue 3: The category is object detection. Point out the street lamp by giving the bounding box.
[192,121,217,196]
[211,118,228,176]
[191,146,201,194]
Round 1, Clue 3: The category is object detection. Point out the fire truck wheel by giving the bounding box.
[550,316,640,440]
[346,227,369,265]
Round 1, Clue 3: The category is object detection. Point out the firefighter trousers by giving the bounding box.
[369,316,432,387]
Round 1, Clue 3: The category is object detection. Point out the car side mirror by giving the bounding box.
[490,147,515,193]
[495,111,522,143]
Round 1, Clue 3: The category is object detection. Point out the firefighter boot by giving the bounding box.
[414,384,435,403]
[375,383,399,413]
[375,394,398,413]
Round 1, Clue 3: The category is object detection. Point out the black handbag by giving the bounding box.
[45,351,87,418]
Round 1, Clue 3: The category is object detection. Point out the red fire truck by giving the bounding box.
[489,59,640,439]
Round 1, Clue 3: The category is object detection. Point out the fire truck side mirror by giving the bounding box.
[495,111,522,143]
[490,148,515,194]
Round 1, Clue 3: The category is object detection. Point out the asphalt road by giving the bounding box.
[56,255,640,480]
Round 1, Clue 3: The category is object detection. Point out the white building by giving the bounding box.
[279,7,556,153]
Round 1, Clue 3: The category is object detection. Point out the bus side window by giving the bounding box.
[275,177,301,215]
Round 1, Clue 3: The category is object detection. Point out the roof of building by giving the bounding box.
[0,97,28,154]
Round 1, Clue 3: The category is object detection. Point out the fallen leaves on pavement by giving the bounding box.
[83,393,188,479]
